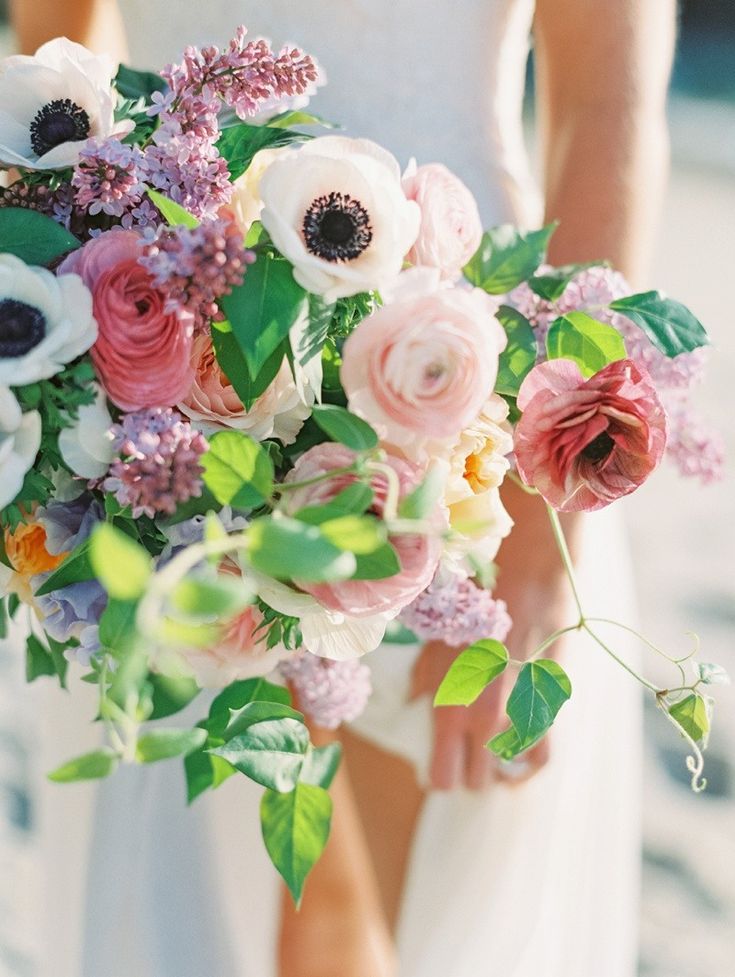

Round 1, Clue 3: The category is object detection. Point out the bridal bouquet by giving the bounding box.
[0,30,726,900]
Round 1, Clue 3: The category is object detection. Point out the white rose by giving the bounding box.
[58,382,114,479]
[0,37,132,170]
[259,135,421,302]
[0,254,97,385]
[0,385,41,509]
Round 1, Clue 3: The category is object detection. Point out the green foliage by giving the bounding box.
[608,291,709,357]
[221,253,307,379]
[201,430,275,508]
[434,640,509,706]
[48,748,119,783]
[260,782,333,904]
[211,326,286,410]
[25,633,68,686]
[146,188,199,228]
[310,404,378,452]
[35,538,94,596]
[293,295,337,367]
[148,673,201,720]
[0,207,80,265]
[217,123,308,181]
[300,742,342,790]
[669,693,711,744]
[247,515,356,582]
[494,306,537,396]
[115,63,167,100]
[135,728,208,763]
[546,312,627,376]
[528,262,603,302]
[224,700,305,739]
[90,524,152,601]
[170,573,253,619]
[463,223,556,294]
[211,716,310,792]
[328,292,378,340]
[398,464,448,520]
[488,659,572,759]
[352,543,401,581]
[294,483,374,525]
[98,598,138,652]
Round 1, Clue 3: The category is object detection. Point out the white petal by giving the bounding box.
[300,610,388,661]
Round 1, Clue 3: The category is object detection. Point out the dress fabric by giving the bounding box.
[18,2,642,975]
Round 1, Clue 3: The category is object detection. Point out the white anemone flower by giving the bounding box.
[252,571,390,662]
[0,385,41,509]
[0,37,132,170]
[259,135,421,302]
[0,254,97,385]
[58,382,114,479]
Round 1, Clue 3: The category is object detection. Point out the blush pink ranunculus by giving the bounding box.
[59,230,194,411]
[341,271,507,454]
[403,162,483,281]
[280,442,445,618]
[514,358,667,512]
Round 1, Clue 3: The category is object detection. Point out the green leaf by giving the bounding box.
[115,63,167,100]
[463,223,556,294]
[494,305,538,396]
[106,645,149,713]
[98,598,138,652]
[261,783,333,904]
[609,291,709,357]
[35,539,94,596]
[221,254,307,378]
[48,748,119,783]
[293,294,337,366]
[310,404,379,452]
[135,727,208,763]
[170,574,253,619]
[267,109,336,130]
[528,262,602,302]
[486,725,525,761]
[313,515,385,555]
[217,123,307,181]
[90,524,152,601]
[149,673,201,720]
[669,693,711,743]
[201,430,275,508]
[210,717,310,791]
[352,542,401,580]
[207,677,292,736]
[434,639,509,707]
[224,700,305,739]
[25,633,63,684]
[546,311,627,376]
[146,188,199,228]
[295,483,374,525]
[495,659,572,754]
[211,326,286,411]
[398,463,447,520]
[300,743,342,789]
[246,516,356,582]
[0,208,80,266]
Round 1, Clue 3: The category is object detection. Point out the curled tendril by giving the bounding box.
[656,697,707,793]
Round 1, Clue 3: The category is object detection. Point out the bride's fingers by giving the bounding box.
[495,737,551,786]
[465,733,495,790]
[429,708,466,790]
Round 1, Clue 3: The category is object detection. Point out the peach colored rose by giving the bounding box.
[177,334,312,444]
[403,161,483,281]
[60,230,193,410]
[341,270,506,454]
[515,358,667,512]
[280,442,445,618]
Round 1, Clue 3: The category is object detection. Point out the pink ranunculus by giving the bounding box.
[341,270,507,454]
[59,230,193,411]
[177,334,311,444]
[514,358,667,512]
[280,442,445,618]
[403,162,483,281]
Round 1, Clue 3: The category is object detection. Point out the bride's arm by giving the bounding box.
[412,0,677,790]
[9,0,128,60]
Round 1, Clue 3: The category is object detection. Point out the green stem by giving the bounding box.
[274,464,361,495]
[545,504,585,619]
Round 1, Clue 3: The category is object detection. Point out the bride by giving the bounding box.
[8,1,676,975]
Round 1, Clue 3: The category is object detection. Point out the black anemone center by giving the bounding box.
[0,299,46,358]
[581,431,615,463]
[303,191,373,262]
[29,98,90,157]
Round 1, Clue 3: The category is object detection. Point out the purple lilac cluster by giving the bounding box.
[103,408,208,518]
[0,179,80,234]
[400,575,512,648]
[279,652,372,730]
[72,138,147,220]
[508,266,722,483]
[141,219,253,331]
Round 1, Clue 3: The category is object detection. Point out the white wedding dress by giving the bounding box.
[6,2,643,975]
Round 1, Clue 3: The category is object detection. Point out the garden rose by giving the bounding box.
[280,442,445,618]
[341,270,507,453]
[403,161,482,281]
[60,230,194,410]
[0,37,131,170]
[178,333,313,444]
[514,358,667,512]
[259,135,420,301]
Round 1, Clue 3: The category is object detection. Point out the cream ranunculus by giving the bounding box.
[0,385,41,509]
[259,135,421,302]
[0,37,131,170]
[58,382,114,479]
[0,254,97,385]
[443,395,514,506]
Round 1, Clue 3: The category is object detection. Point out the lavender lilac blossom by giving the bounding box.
[72,138,147,220]
[279,652,372,730]
[400,575,512,648]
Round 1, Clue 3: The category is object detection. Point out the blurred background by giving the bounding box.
[0,2,733,975]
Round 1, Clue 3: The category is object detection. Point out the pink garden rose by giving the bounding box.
[60,230,193,410]
[280,442,445,618]
[341,270,507,453]
[514,358,667,512]
[403,162,483,281]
